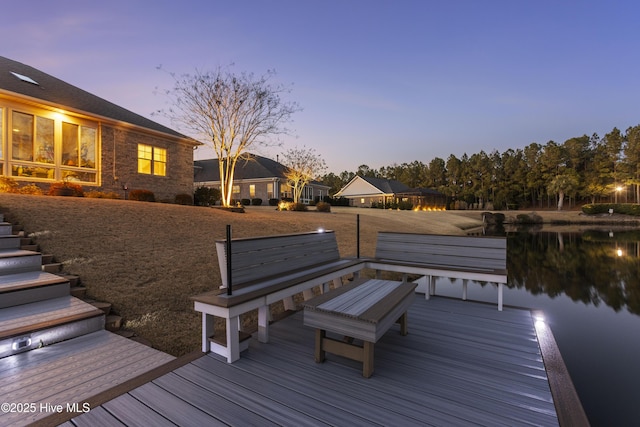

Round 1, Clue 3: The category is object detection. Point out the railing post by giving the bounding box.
[357,214,360,258]
[226,224,232,295]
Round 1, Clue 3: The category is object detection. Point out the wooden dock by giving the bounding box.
[60,296,584,426]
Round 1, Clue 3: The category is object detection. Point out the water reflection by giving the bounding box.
[506,229,640,315]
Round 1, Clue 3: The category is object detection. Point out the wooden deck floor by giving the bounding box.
[66,296,561,427]
[0,330,175,427]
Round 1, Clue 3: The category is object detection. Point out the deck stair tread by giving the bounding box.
[0,330,175,426]
[0,270,69,293]
[0,296,103,340]
[0,248,39,259]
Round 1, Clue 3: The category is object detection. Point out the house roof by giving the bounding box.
[0,56,188,140]
[194,153,287,182]
[334,175,411,197]
[194,154,329,188]
[360,176,411,193]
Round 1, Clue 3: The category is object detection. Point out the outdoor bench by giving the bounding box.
[365,231,508,310]
[191,230,364,363]
[303,277,416,377]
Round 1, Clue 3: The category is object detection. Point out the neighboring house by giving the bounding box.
[194,153,330,205]
[0,56,199,200]
[334,175,446,209]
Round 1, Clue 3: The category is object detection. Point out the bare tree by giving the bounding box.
[159,67,300,207]
[280,146,327,203]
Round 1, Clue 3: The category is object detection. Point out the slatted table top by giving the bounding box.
[303,278,417,324]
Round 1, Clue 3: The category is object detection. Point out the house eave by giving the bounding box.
[0,89,201,147]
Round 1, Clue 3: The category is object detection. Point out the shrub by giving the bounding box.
[48,181,84,197]
[268,198,279,206]
[278,201,308,211]
[316,201,331,212]
[194,186,220,206]
[129,189,155,202]
[174,193,193,205]
[240,198,250,206]
[18,184,44,195]
[582,203,640,216]
[515,212,543,224]
[0,176,19,193]
[85,190,121,199]
[251,198,263,206]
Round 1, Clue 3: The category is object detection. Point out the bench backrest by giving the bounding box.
[375,232,507,272]
[216,230,341,288]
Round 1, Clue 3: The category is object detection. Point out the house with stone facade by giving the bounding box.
[194,153,330,205]
[0,56,198,200]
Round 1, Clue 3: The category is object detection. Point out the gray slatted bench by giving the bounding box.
[192,230,364,363]
[303,278,416,378]
[366,232,508,310]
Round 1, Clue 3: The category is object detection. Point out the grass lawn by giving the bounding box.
[0,193,633,356]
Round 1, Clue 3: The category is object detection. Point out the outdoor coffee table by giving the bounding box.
[303,278,417,378]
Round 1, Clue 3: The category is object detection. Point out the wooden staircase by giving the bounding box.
[0,212,175,426]
[0,217,104,358]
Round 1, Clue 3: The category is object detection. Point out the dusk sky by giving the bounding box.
[3,1,639,174]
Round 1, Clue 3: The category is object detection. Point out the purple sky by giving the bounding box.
[3,1,639,173]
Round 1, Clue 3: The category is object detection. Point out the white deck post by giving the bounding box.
[258,305,269,343]
[462,280,468,300]
[282,296,296,311]
[498,283,503,311]
[202,313,214,353]
[226,315,240,363]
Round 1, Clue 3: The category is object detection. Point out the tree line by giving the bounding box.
[320,125,640,210]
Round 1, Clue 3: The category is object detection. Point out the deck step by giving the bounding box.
[0,249,42,275]
[0,271,70,308]
[91,302,112,315]
[0,296,104,358]
[0,222,12,236]
[105,314,122,332]
[42,262,62,273]
[58,273,80,287]
[0,330,175,426]
[0,235,21,249]
[70,285,87,299]
[41,254,54,264]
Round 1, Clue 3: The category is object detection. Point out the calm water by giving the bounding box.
[433,227,640,427]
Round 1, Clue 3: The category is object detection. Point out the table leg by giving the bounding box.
[398,312,408,336]
[363,341,374,378]
[315,329,326,363]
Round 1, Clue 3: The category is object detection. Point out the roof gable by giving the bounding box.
[0,56,186,139]
[194,153,328,188]
[335,176,411,197]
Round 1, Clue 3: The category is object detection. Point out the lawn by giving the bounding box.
[0,193,629,356]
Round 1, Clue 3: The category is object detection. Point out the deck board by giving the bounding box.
[0,330,174,426]
[73,297,560,427]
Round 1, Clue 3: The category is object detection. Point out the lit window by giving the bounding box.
[233,185,240,194]
[6,107,96,183]
[249,184,255,198]
[138,144,166,176]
